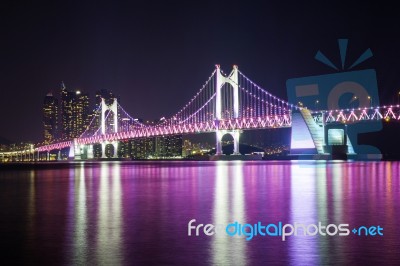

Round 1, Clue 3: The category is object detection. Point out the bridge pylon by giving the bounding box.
[101,98,119,158]
[215,65,241,155]
[101,98,118,135]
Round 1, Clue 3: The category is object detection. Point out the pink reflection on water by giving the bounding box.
[211,161,247,265]
[13,160,400,265]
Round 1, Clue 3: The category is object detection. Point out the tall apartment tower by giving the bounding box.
[43,92,59,144]
[60,83,90,139]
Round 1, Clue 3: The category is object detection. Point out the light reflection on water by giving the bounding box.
[0,161,399,265]
[212,162,246,265]
[289,164,317,266]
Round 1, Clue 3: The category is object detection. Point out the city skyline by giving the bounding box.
[1,2,400,142]
[1,63,396,161]
[1,2,400,266]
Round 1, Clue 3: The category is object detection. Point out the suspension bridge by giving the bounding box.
[1,65,399,161]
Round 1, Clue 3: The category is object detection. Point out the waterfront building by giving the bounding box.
[43,92,59,144]
[60,83,90,139]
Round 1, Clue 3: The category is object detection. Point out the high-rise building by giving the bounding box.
[43,92,59,144]
[60,83,90,139]
[75,90,90,135]
[155,135,183,158]
[130,137,156,159]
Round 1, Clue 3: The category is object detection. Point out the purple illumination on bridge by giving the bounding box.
[33,66,400,155]
[36,66,295,153]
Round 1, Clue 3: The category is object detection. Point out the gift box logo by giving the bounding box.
[286,39,381,155]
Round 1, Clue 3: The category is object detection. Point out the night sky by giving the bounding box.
[1,1,399,142]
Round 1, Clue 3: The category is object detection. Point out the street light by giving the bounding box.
[368,96,372,107]
[315,100,319,110]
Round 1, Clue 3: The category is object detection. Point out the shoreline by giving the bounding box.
[1,156,400,171]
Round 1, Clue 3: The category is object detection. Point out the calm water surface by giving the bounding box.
[0,161,399,265]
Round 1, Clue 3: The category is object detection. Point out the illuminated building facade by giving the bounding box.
[43,92,59,144]
[60,83,90,139]
[155,135,183,158]
[130,135,182,159]
[130,137,156,159]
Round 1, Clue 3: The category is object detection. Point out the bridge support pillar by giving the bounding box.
[72,138,82,160]
[101,141,118,158]
[215,130,241,155]
[216,130,223,155]
[87,145,94,159]
[101,98,118,135]
[101,142,107,158]
[232,130,240,155]
[112,142,118,158]
[214,65,241,156]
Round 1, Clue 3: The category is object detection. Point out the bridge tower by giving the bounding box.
[101,98,119,158]
[215,65,241,155]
